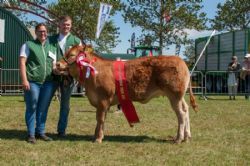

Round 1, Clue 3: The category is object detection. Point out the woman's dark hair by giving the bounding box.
[232,56,237,60]
[35,23,47,31]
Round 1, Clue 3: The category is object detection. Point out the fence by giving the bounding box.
[204,71,248,97]
[0,68,23,95]
[0,68,85,96]
[0,69,249,98]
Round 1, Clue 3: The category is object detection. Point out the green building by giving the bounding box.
[0,7,33,94]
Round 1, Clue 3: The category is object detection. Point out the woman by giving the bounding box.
[19,23,57,143]
[227,56,241,100]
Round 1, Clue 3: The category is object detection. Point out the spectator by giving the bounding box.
[49,16,81,137]
[19,23,56,144]
[241,54,250,99]
[227,56,241,100]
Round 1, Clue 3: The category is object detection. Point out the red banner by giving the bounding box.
[113,60,140,126]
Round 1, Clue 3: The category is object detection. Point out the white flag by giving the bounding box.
[96,3,112,39]
[0,19,5,43]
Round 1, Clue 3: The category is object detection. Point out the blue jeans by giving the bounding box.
[245,75,250,97]
[24,81,56,136]
[55,79,74,134]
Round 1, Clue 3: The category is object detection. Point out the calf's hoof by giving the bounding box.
[94,138,102,143]
[184,136,191,143]
[174,139,182,144]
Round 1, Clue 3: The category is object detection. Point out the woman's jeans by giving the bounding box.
[24,81,57,136]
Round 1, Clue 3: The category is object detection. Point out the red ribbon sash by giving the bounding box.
[113,60,140,126]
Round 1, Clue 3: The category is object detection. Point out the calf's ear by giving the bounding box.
[84,45,94,53]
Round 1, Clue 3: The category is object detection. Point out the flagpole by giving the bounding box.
[190,30,216,75]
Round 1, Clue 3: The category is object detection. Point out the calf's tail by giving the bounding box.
[189,79,198,112]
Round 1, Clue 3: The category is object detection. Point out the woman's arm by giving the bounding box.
[19,57,30,91]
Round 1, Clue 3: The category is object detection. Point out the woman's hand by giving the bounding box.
[22,80,30,91]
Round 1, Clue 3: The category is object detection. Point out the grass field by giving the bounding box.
[0,95,249,165]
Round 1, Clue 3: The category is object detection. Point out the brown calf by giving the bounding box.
[56,45,198,143]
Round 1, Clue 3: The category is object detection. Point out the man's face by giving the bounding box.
[59,19,72,35]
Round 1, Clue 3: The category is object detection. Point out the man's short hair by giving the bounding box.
[59,15,72,22]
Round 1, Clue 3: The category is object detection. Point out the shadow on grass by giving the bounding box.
[0,129,173,143]
[102,135,173,143]
[0,129,27,141]
[54,134,172,143]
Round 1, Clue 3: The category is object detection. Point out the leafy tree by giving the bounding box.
[122,0,207,54]
[48,0,122,53]
[2,0,122,53]
[183,40,195,69]
[0,0,49,28]
[210,0,250,31]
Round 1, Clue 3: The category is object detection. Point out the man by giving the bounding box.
[50,16,81,136]
[242,53,250,99]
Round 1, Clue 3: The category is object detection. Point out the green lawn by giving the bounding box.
[0,95,249,165]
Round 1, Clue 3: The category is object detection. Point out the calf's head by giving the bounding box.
[56,45,95,81]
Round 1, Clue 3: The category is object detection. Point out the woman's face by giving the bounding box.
[35,25,47,43]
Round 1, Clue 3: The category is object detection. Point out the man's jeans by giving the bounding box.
[24,81,56,136]
[245,75,250,98]
[56,80,74,134]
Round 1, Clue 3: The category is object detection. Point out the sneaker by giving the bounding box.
[57,132,66,137]
[27,135,36,144]
[36,134,53,141]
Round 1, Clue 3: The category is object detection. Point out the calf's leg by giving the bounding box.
[94,100,109,143]
[182,99,191,142]
[169,98,186,144]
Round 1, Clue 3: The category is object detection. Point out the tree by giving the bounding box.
[183,40,195,69]
[122,0,207,54]
[48,0,122,53]
[0,0,49,28]
[210,0,250,31]
[2,0,122,53]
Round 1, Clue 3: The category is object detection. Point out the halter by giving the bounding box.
[62,56,71,65]
[62,53,79,66]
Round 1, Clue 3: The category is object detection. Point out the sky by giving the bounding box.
[112,0,226,55]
